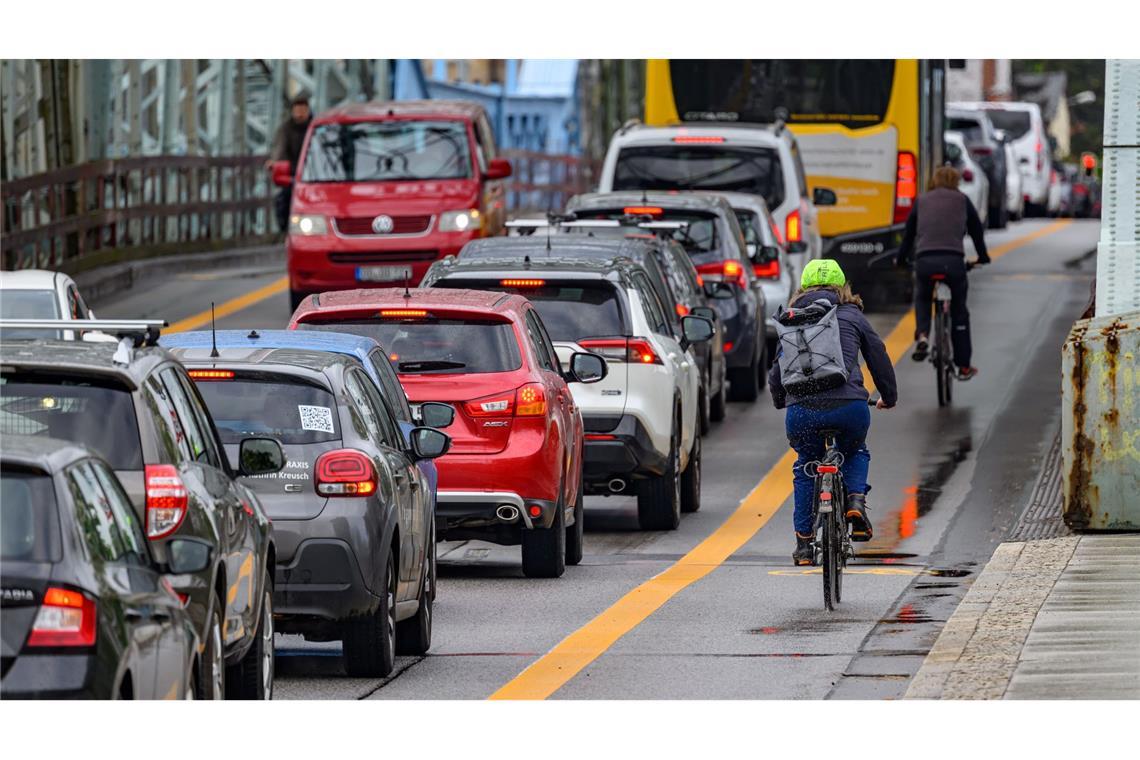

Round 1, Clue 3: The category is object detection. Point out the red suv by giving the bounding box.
[287,288,607,578]
[273,101,512,310]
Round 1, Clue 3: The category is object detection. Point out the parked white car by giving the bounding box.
[596,122,832,285]
[995,131,1026,222]
[944,131,990,225]
[0,269,106,340]
[970,101,1051,214]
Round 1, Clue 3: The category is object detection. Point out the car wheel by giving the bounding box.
[343,551,397,677]
[728,349,760,403]
[709,373,727,422]
[680,431,701,514]
[227,570,274,699]
[698,379,711,436]
[565,475,585,566]
[289,289,307,312]
[395,541,433,656]
[637,411,681,530]
[195,592,225,700]
[521,491,566,578]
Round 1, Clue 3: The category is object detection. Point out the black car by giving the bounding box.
[0,327,284,699]
[2,435,209,699]
[167,344,449,678]
[567,191,768,402]
[947,106,1011,229]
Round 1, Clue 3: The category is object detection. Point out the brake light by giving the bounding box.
[380,309,428,318]
[315,449,377,497]
[500,279,545,288]
[785,209,802,244]
[622,206,663,216]
[894,151,917,223]
[27,587,97,647]
[723,341,734,352]
[968,146,992,157]
[145,464,188,540]
[752,259,780,279]
[464,392,514,417]
[579,337,662,365]
[675,303,690,317]
[516,383,547,416]
[585,433,617,441]
[187,369,234,380]
[817,465,839,474]
[672,135,725,144]
[696,260,747,288]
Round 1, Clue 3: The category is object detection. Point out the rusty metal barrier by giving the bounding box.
[502,150,600,215]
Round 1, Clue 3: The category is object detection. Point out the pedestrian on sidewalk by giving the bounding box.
[269,92,313,233]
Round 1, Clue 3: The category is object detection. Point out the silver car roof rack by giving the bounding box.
[507,218,690,231]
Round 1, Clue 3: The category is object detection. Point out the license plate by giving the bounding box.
[356,265,411,282]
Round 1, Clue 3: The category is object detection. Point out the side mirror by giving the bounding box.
[411,427,451,460]
[270,160,294,188]
[681,315,714,347]
[759,245,781,261]
[165,537,212,575]
[691,306,717,323]
[567,352,607,384]
[812,187,837,206]
[238,437,285,476]
[417,401,455,429]
[484,158,512,181]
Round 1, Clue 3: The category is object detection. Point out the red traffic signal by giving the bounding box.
[1081,153,1097,170]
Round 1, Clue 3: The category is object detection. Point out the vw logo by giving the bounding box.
[371,215,395,234]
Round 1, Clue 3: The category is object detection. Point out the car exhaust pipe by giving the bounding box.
[495,504,520,523]
[608,478,626,494]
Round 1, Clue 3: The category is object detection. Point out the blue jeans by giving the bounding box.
[785,400,871,535]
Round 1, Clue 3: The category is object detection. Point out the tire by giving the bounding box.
[637,412,682,530]
[727,349,760,403]
[988,203,1007,230]
[680,431,701,514]
[565,476,585,566]
[831,509,844,605]
[195,592,225,700]
[395,532,433,656]
[709,372,727,422]
[343,552,397,677]
[521,492,566,578]
[935,307,953,407]
[227,571,274,699]
[289,289,307,312]
[822,514,839,611]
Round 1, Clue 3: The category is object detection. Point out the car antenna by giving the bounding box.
[404,268,411,299]
[209,302,219,358]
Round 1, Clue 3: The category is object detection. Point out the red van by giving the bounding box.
[273,101,512,309]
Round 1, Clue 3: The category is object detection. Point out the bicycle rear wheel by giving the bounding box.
[833,494,846,604]
[821,515,835,611]
[934,307,953,407]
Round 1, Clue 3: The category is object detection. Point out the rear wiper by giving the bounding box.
[398,360,466,372]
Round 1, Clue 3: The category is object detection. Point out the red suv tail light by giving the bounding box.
[315,449,377,497]
[894,151,917,223]
[695,260,748,288]
[579,337,662,365]
[464,391,514,417]
[145,464,188,540]
[515,383,547,416]
[27,587,97,647]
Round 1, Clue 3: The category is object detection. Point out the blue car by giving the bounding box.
[161,329,447,496]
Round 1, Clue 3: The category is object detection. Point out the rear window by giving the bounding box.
[298,320,521,375]
[302,120,472,183]
[983,109,1032,140]
[0,290,61,339]
[0,376,143,470]
[435,281,627,342]
[0,469,61,562]
[947,117,986,145]
[576,209,721,258]
[192,376,340,445]
[613,145,784,210]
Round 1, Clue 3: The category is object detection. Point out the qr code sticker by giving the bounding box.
[298,405,335,433]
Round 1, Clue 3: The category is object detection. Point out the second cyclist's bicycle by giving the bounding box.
[928,273,955,407]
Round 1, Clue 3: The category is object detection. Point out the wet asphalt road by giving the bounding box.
[97,218,1099,699]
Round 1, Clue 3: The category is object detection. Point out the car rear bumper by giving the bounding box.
[435,491,559,543]
[1,653,96,698]
[581,413,667,493]
[274,538,383,627]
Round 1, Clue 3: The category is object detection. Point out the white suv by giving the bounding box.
[421,244,711,530]
[597,122,832,282]
[952,101,1051,214]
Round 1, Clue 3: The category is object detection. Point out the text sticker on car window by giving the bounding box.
[298,405,335,433]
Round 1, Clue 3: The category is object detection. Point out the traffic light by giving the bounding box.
[1081,152,1098,178]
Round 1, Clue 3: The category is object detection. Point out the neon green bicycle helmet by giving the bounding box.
[800,258,847,289]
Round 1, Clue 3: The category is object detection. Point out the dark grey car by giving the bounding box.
[947,106,1011,229]
[169,346,449,678]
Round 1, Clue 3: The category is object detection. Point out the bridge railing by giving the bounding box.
[502,150,600,215]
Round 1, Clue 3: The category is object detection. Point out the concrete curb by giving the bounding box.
[79,243,284,307]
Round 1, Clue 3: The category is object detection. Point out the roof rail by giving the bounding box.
[0,319,167,347]
[506,217,689,235]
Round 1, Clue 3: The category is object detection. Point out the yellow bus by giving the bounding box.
[644,59,946,301]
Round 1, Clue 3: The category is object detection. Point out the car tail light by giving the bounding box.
[1036,140,1044,172]
[696,260,747,288]
[961,168,974,182]
[579,337,662,365]
[187,369,234,380]
[785,209,802,244]
[515,383,547,416]
[752,259,780,279]
[315,449,377,497]
[528,504,543,518]
[464,392,514,417]
[622,206,663,216]
[675,303,690,317]
[27,587,97,648]
[145,464,188,540]
[585,433,617,441]
[968,146,993,157]
[500,279,545,288]
[672,135,725,144]
[723,341,735,352]
[380,309,428,319]
[894,151,917,223]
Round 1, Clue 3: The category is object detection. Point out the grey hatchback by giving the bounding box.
[169,345,449,678]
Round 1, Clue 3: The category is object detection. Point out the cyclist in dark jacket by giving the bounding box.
[896,165,990,380]
[770,259,898,566]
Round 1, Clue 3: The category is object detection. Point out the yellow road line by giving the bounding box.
[989,219,1070,260]
[489,220,1066,701]
[166,276,288,334]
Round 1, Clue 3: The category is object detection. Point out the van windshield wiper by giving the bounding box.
[398,360,467,372]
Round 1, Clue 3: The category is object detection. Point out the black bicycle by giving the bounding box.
[804,433,852,611]
[928,273,955,407]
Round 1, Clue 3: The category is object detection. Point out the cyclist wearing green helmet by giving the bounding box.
[769,259,898,566]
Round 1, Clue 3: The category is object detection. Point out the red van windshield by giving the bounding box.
[301,121,472,183]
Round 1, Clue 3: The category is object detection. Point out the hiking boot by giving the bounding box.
[846,493,873,541]
[792,533,814,566]
[957,366,979,381]
[912,336,929,362]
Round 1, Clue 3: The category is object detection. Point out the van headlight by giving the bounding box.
[289,214,328,236]
[439,209,481,232]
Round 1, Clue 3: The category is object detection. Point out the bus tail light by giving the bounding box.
[894,151,918,223]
